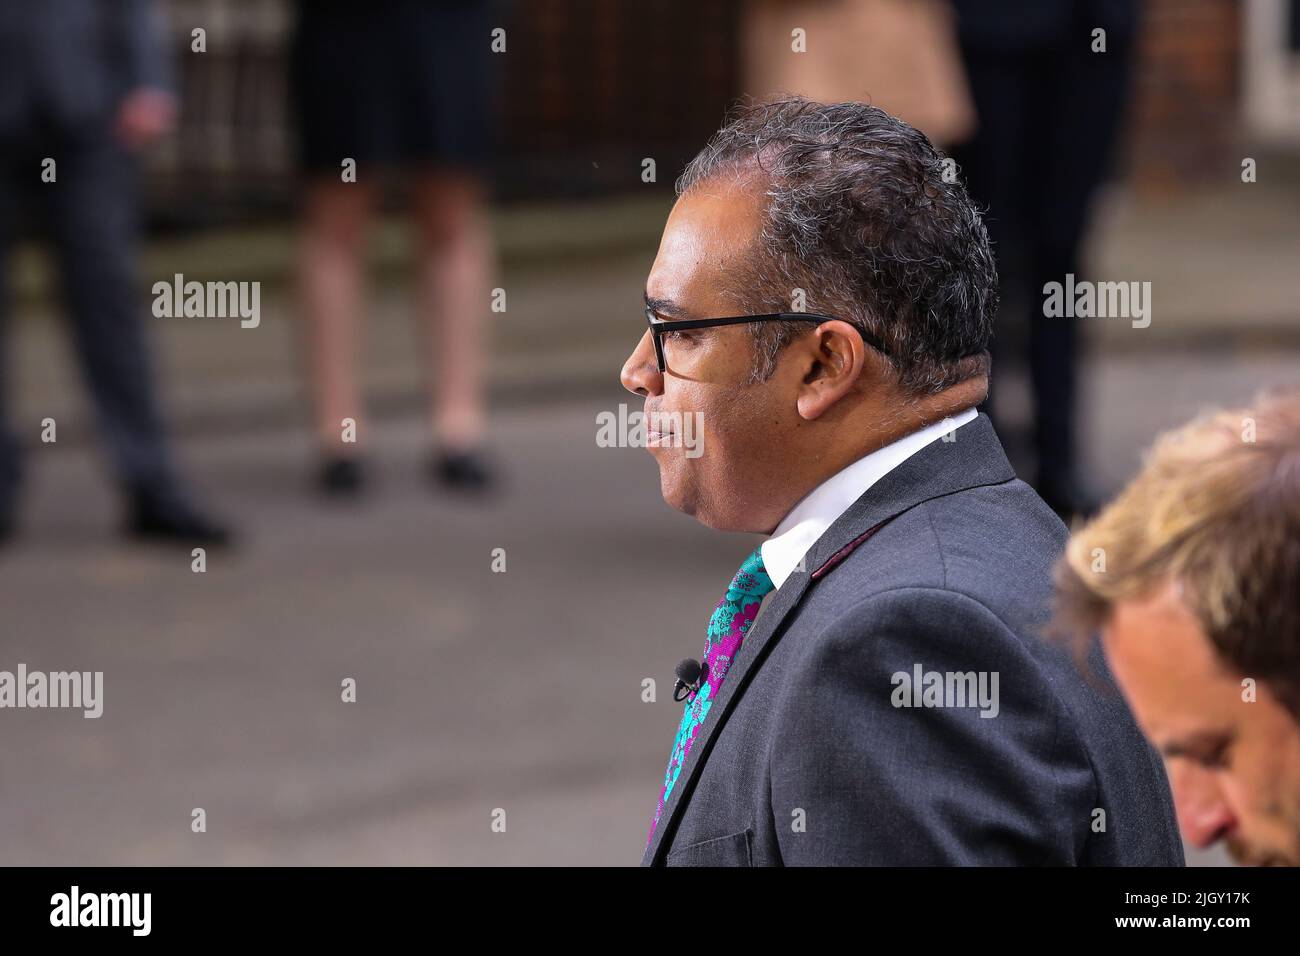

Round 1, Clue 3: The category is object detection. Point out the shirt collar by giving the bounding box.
[760,407,979,589]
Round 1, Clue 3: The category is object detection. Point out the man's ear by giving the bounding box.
[794,320,869,420]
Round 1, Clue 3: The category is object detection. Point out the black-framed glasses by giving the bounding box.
[644,306,891,374]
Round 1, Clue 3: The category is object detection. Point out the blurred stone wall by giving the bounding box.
[148,0,738,222]
[147,0,1296,221]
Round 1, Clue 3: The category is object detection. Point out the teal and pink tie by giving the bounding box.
[647,548,775,844]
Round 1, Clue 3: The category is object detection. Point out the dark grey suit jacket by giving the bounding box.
[0,0,171,137]
[643,414,1183,866]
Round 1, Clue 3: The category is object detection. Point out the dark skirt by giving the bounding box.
[290,0,498,174]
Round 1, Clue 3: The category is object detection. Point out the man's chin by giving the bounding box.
[658,472,697,519]
[1227,837,1299,867]
[659,466,732,528]
[654,465,773,532]
[659,483,750,531]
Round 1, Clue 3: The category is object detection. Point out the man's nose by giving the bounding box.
[621,330,664,397]
[1173,767,1237,849]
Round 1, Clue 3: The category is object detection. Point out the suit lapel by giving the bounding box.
[642,413,1016,865]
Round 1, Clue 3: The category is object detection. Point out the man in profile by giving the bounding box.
[621,96,1182,866]
[1056,390,1300,866]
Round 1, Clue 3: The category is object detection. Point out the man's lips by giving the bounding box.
[643,405,674,446]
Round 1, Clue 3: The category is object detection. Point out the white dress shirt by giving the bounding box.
[760,406,979,589]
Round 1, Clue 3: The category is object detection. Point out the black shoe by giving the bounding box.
[433,448,496,495]
[319,457,365,497]
[127,488,231,546]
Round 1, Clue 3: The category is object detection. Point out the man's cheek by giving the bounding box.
[680,410,706,458]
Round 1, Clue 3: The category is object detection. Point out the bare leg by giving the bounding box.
[413,168,493,451]
[297,177,375,456]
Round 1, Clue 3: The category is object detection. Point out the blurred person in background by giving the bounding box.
[949,0,1140,520]
[1055,389,1300,866]
[742,0,975,148]
[0,0,229,545]
[291,0,500,497]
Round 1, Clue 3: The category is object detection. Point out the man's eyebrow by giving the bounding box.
[644,293,694,320]
[1159,728,1233,759]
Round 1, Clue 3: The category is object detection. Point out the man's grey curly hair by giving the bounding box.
[676,96,998,394]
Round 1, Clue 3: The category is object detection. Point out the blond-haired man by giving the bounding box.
[1055,389,1300,865]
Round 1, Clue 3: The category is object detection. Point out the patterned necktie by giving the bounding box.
[647,548,775,845]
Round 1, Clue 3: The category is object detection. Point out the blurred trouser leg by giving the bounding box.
[1027,268,1079,493]
[46,128,228,544]
[0,157,21,530]
[45,128,176,500]
[950,47,1035,448]
[958,30,1134,511]
[1029,31,1135,498]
